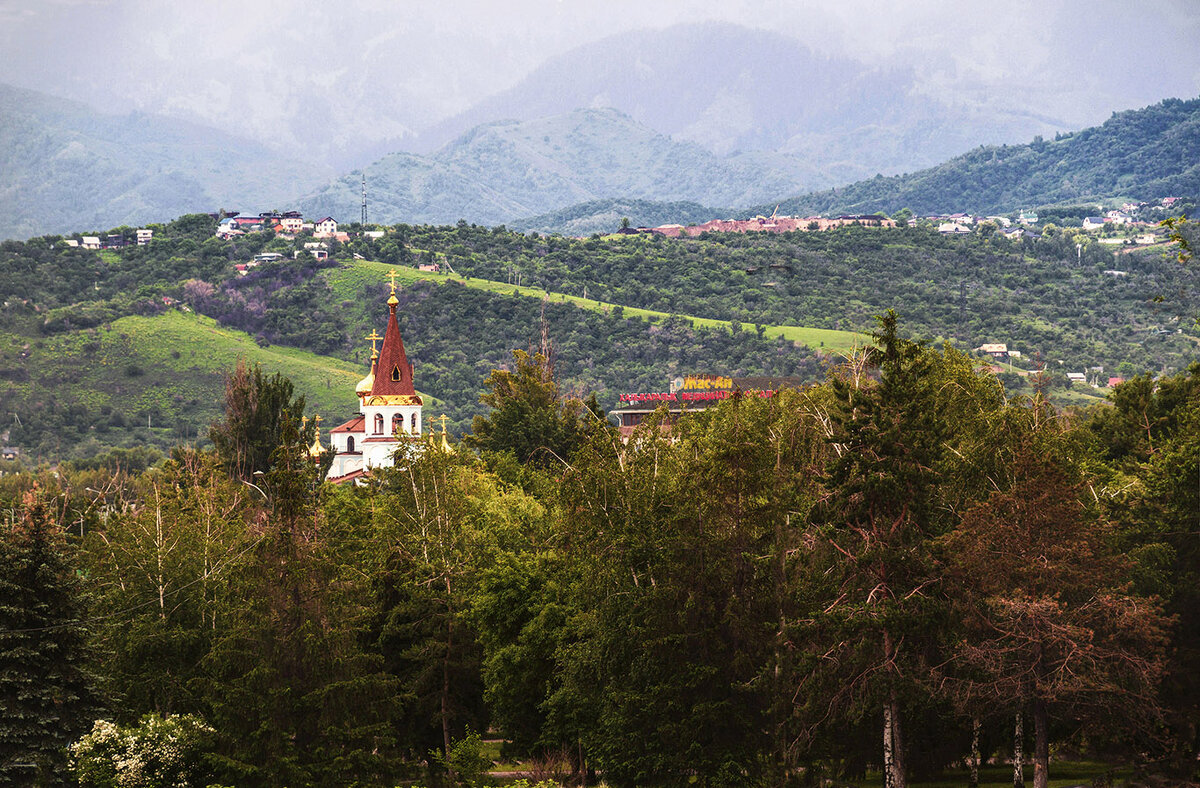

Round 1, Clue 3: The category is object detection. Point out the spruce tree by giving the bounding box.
[0,490,99,786]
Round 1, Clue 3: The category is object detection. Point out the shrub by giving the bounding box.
[69,713,216,788]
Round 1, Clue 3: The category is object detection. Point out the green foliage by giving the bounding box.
[1,351,1189,786]
[82,451,256,718]
[0,311,362,465]
[430,728,491,788]
[756,96,1200,216]
[553,391,827,787]
[465,350,600,470]
[0,489,100,786]
[208,361,308,479]
[370,446,500,761]
[201,421,399,786]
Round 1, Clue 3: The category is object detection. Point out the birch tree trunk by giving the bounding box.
[969,716,981,788]
[883,704,895,788]
[885,692,906,788]
[1013,712,1025,788]
[883,700,892,786]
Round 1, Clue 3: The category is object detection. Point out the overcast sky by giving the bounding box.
[3,0,1199,153]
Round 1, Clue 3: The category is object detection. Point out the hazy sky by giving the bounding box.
[3,0,1199,156]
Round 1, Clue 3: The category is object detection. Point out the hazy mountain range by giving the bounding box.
[296,108,817,228]
[0,83,331,240]
[510,97,1200,235]
[0,22,1196,240]
[413,24,1066,174]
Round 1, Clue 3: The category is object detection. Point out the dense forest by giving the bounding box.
[2,319,1197,788]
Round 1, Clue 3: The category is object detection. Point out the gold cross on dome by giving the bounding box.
[365,329,382,357]
[436,414,449,434]
[313,414,322,428]
[301,416,308,428]
[387,268,398,294]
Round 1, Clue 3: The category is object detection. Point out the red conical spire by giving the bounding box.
[370,274,416,396]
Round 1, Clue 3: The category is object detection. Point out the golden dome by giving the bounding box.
[355,369,375,396]
[356,357,377,396]
[307,414,324,458]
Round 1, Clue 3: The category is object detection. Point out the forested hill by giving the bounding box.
[749,97,1200,217]
[3,215,1199,463]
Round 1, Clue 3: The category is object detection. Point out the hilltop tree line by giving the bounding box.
[2,318,1197,788]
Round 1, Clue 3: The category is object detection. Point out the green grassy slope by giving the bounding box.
[334,259,868,355]
[0,311,381,461]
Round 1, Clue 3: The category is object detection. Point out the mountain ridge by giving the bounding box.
[298,108,813,227]
[745,96,1200,217]
[0,82,332,240]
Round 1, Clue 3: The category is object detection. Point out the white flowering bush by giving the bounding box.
[69,714,216,788]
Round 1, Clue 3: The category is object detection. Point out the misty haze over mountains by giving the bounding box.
[1,5,1199,239]
[412,24,1065,170]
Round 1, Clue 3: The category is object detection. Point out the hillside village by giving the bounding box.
[627,196,1180,245]
[27,197,1183,453]
[206,201,1183,390]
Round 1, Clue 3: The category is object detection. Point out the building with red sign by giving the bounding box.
[611,375,805,439]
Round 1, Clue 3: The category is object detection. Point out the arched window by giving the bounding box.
[411,413,418,433]
[347,436,354,453]
[374,414,384,434]
[392,413,404,434]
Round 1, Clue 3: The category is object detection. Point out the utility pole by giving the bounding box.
[361,173,367,226]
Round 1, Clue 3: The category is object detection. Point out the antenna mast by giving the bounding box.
[361,173,367,226]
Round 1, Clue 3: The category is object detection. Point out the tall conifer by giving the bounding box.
[0,490,99,786]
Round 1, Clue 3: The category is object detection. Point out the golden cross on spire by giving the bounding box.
[365,329,383,358]
[312,414,322,429]
[301,415,308,428]
[436,414,449,434]
[386,268,398,295]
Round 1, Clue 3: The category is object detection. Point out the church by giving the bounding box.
[325,273,424,482]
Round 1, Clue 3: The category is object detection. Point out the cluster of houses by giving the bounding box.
[61,228,153,250]
[215,211,348,242]
[977,343,1128,389]
[936,198,1183,242]
[628,214,897,238]
[630,197,1181,243]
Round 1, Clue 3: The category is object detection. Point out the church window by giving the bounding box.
[391,365,401,382]
[374,414,384,434]
[392,413,404,434]
[347,436,354,453]
[411,413,418,433]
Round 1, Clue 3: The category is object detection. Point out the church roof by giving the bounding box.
[370,293,416,397]
[328,468,368,485]
[330,415,365,434]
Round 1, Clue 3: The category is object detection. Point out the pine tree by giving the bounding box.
[942,402,1169,788]
[202,417,399,786]
[0,489,99,786]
